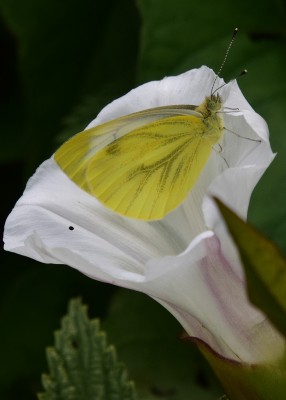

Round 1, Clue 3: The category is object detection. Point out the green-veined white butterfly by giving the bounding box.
[55,30,240,221]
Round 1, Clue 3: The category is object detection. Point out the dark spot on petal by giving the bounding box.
[69,226,74,231]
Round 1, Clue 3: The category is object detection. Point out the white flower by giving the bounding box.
[4,66,284,364]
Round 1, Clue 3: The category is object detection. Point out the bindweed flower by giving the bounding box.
[4,67,285,398]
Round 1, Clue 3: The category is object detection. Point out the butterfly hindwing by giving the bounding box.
[87,115,213,219]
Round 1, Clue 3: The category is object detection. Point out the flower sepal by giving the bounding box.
[192,337,286,400]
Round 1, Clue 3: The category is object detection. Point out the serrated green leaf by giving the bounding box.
[215,198,286,338]
[38,298,137,400]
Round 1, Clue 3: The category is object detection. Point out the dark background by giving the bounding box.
[1,0,286,399]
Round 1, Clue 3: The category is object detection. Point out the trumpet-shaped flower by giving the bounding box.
[4,67,284,372]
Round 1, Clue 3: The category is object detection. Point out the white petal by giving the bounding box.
[142,234,285,364]
[86,66,224,128]
[4,158,195,281]
[222,80,255,112]
[201,113,274,278]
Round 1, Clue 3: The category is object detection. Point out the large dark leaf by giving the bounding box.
[216,198,286,338]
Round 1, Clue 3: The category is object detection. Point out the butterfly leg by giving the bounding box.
[212,144,230,168]
[224,127,262,143]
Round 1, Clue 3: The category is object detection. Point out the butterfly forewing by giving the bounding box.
[55,105,221,220]
[55,105,199,188]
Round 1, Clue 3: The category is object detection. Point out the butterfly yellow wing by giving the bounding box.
[55,104,223,220]
[54,106,199,192]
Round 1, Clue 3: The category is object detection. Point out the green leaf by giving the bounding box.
[0,0,139,170]
[215,198,286,338]
[0,262,114,398]
[38,298,137,400]
[137,0,285,81]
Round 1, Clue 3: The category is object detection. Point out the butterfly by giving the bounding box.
[54,92,224,220]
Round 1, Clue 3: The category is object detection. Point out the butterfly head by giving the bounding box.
[195,93,223,118]
[207,93,223,113]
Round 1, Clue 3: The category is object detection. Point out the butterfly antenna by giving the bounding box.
[212,68,247,95]
[211,28,239,95]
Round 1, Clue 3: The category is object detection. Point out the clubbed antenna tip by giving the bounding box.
[211,28,239,95]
